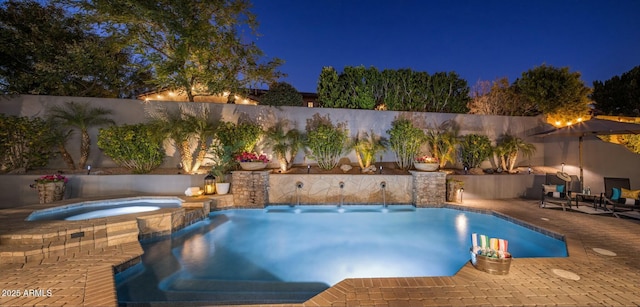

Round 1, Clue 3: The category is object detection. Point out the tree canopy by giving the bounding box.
[65,0,283,102]
[468,77,537,116]
[317,66,470,113]
[592,65,640,117]
[0,0,148,97]
[513,64,591,125]
[259,82,304,106]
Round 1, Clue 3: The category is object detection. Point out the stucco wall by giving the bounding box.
[0,94,548,170]
[1,94,639,201]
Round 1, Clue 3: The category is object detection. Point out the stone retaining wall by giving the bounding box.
[411,171,447,206]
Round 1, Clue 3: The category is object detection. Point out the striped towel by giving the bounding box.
[472,233,478,247]
[490,238,499,250]
[498,239,508,252]
[479,234,489,248]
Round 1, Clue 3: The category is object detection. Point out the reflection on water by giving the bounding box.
[117,207,567,305]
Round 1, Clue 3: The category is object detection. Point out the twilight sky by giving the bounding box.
[250,0,640,93]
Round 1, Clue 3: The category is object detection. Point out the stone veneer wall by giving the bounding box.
[231,171,269,208]
[411,171,446,207]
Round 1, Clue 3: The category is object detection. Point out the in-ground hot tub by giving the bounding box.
[26,196,183,221]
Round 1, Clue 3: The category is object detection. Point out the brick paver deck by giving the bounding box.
[2,199,640,306]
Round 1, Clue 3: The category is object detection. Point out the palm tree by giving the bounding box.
[425,120,459,168]
[150,107,194,173]
[48,102,114,169]
[352,130,387,170]
[494,134,536,172]
[263,119,301,171]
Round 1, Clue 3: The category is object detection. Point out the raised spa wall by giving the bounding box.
[229,170,446,208]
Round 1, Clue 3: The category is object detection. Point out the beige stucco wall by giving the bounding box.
[0,94,548,170]
[1,94,639,201]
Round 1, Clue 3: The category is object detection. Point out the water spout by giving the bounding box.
[293,181,304,207]
[338,181,345,208]
[380,181,387,208]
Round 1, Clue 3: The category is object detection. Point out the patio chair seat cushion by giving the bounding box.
[620,188,640,200]
[543,184,565,193]
[545,192,567,198]
[616,198,640,206]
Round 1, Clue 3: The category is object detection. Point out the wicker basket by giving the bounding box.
[470,249,512,275]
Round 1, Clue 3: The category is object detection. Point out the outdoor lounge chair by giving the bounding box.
[540,173,575,211]
[602,177,640,218]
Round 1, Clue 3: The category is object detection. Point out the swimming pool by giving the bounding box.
[26,196,183,221]
[116,205,567,305]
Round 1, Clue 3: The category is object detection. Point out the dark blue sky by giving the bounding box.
[250,0,640,93]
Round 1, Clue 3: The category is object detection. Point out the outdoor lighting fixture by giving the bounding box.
[561,163,565,172]
[307,165,311,174]
[528,167,532,174]
[204,174,216,195]
[459,188,464,203]
[87,165,91,175]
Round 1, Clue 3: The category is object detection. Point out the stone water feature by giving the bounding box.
[230,170,446,208]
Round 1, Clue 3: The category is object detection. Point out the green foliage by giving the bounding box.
[618,134,640,155]
[317,66,342,108]
[97,123,165,174]
[260,82,304,106]
[47,101,115,169]
[316,66,469,112]
[592,65,640,116]
[207,141,234,183]
[468,78,537,116]
[263,120,302,171]
[459,134,493,169]
[424,120,459,168]
[304,114,349,170]
[0,0,149,97]
[215,121,263,155]
[493,134,536,172]
[513,64,591,122]
[69,0,283,102]
[0,115,56,173]
[352,130,387,169]
[387,118,425,170]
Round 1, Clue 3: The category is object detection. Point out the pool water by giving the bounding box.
[26,197,182,221]
[116,206,567,305]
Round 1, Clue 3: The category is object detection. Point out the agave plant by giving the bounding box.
[263,119,301,171]
[494,134,536,172]
[47,102,114,170]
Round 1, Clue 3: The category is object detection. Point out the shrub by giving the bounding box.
[97,123,165,173]
[260,82,304,106]
[459,134,493,169]
[215,121,263,155]
[304,114,349,170]
[0,114,56,173]
[263,119,302,171]
[352,130,387,170]
[387,118,424,170]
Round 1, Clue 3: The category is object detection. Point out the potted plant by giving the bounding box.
[236,152,270,170]
[414,155,439,171]
[30,174,68,203]
[207,142,234,195]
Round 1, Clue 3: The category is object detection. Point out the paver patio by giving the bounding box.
[1,198,640,307]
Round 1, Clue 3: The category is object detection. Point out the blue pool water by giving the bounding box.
[26,197,183,221]
[116,205,567,305]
